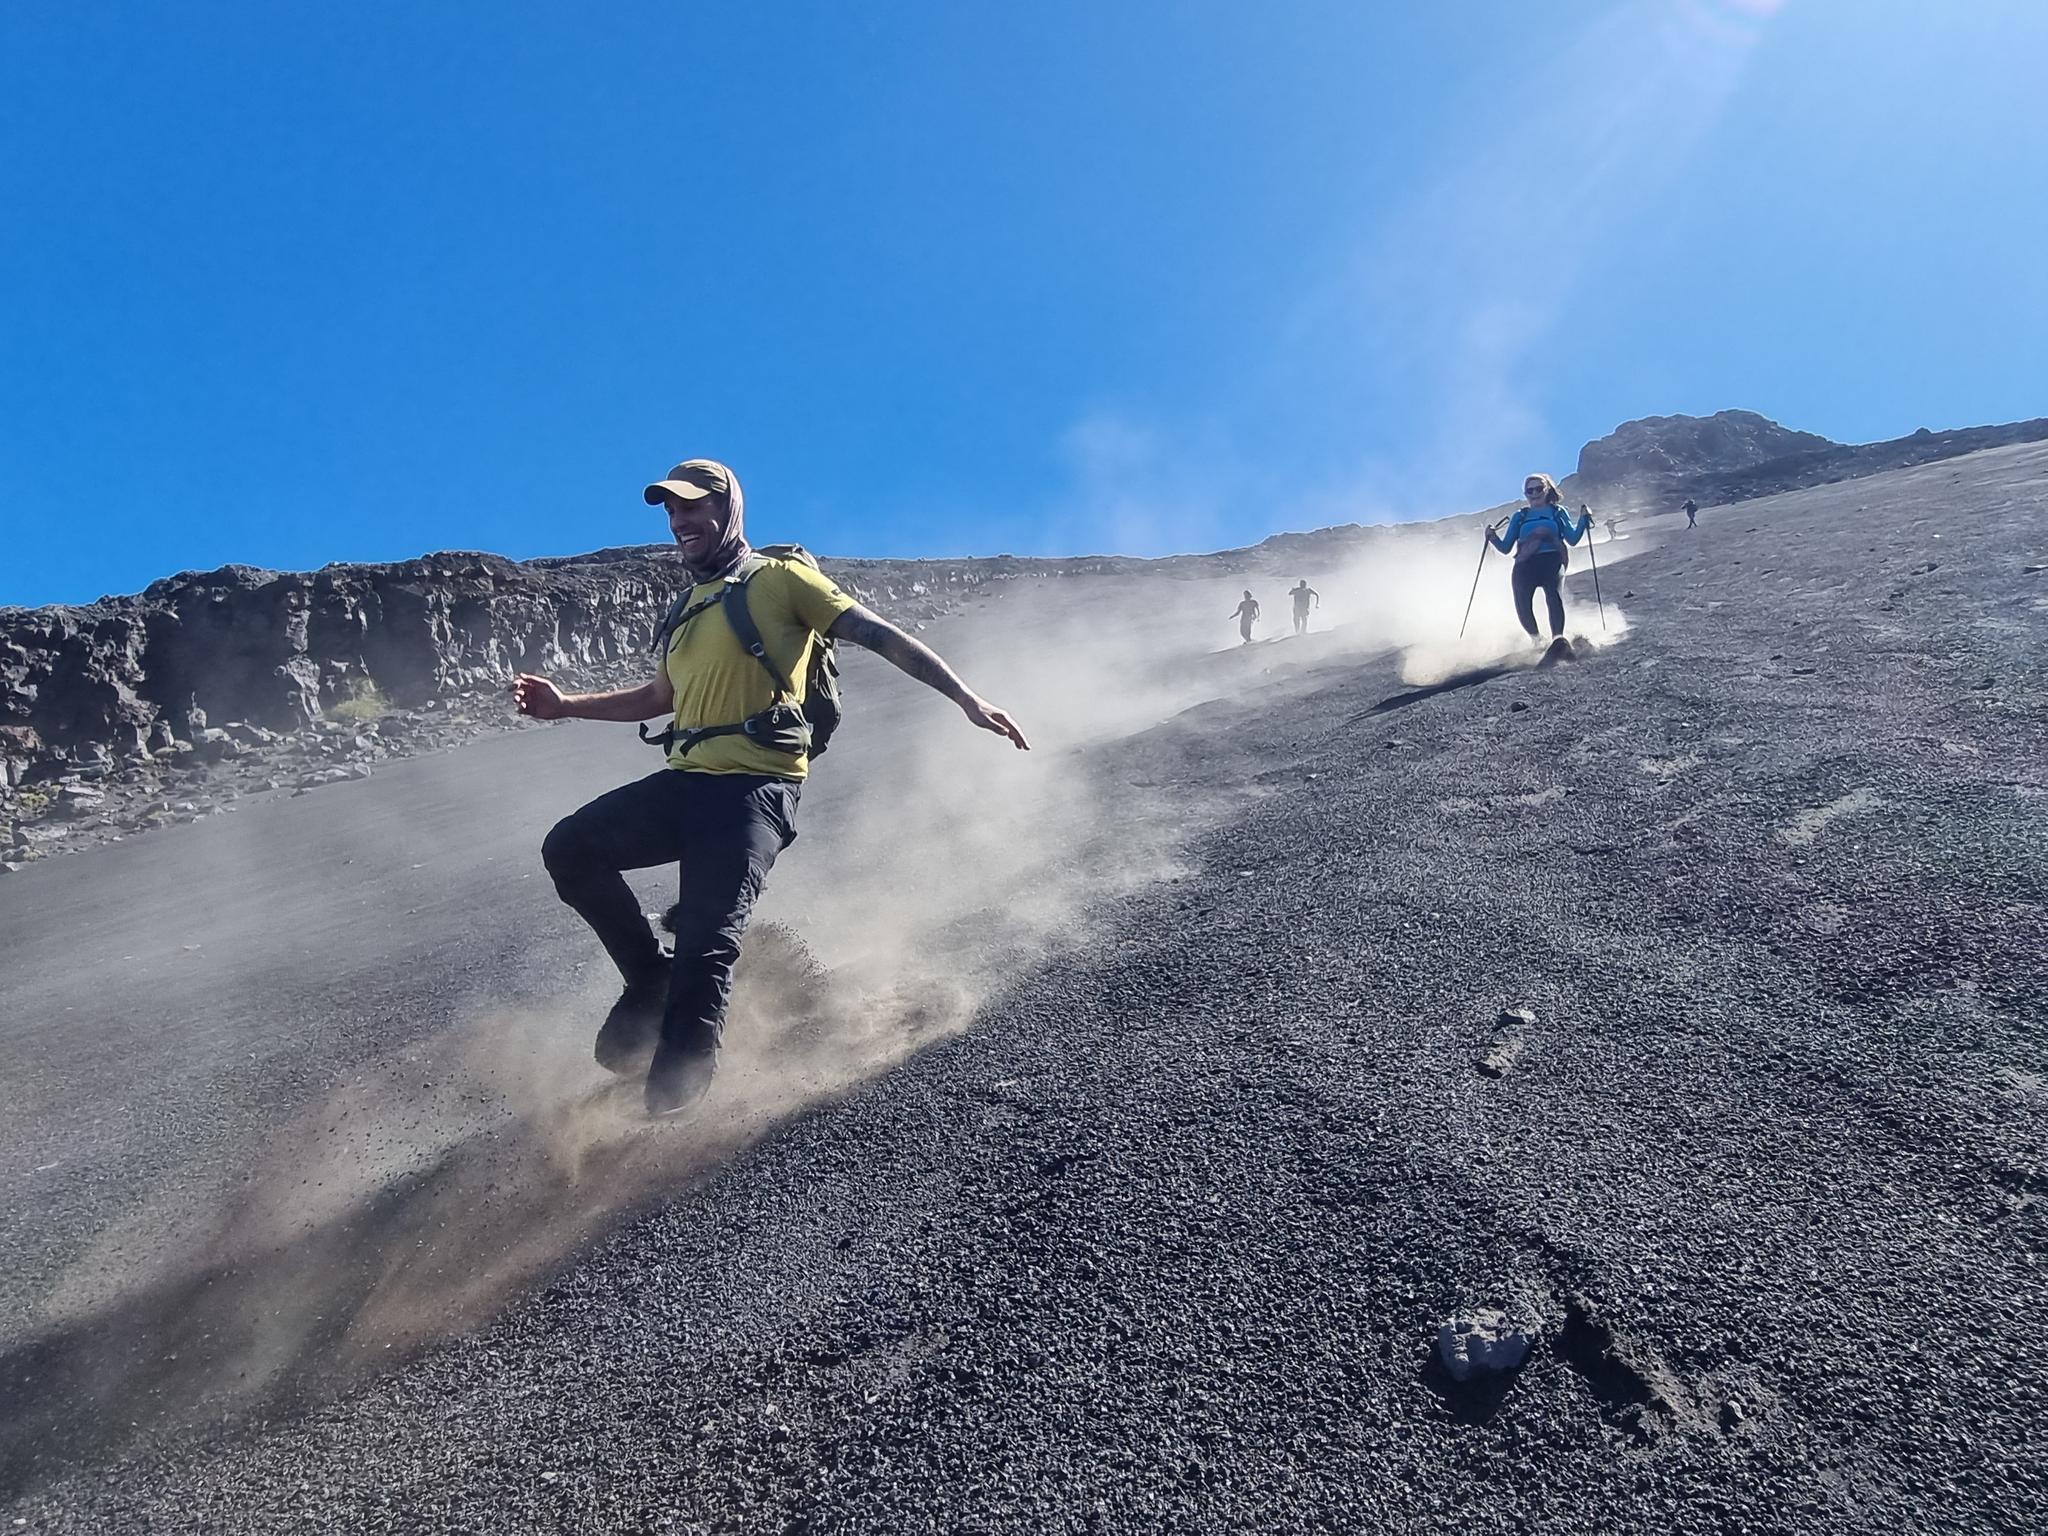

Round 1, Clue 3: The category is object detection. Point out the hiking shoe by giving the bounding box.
[594,971,667,1077]
[645,1044,719,1119]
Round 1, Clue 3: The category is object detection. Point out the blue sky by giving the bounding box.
[3,0,2043,606]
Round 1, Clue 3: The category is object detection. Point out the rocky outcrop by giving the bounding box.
[0,528,1398,814]
[1685,417,2048,506]
[0,547,1068,862]
[1572,410,1833,502]
[0,549,1029,790]
[1566,410,2048,513]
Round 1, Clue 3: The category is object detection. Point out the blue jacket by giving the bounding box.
[1490,505,1591,563]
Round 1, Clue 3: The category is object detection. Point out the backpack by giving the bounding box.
[1513,506,1571,569]
[640,544,845,761]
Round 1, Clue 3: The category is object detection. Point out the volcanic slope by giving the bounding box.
[6,444,2047,1532]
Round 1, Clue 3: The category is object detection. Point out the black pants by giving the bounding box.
[542,770,799,1056]
[1511,552,1566,638]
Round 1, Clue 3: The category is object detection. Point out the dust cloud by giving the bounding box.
[1379,521,1641,687]
[6,517,1646,1484]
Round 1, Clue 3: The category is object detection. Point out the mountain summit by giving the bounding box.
[1575,410,1833,493]
[1565,409,2048,510]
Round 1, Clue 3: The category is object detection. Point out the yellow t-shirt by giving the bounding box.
[661,556,858,780]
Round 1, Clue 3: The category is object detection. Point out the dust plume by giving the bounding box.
[3,520,1642,1489]
[1220,516,1646,691]
[1,564,1268,1487]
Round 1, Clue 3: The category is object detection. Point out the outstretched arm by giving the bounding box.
[826,606,1030,750]
[513,669,674,722]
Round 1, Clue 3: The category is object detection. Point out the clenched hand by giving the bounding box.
[512,674,568,720]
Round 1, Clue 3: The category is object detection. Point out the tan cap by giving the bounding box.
[643,459,732,506]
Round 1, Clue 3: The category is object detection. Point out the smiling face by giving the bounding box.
[1524,478,1548,506]
[661,491,726,566]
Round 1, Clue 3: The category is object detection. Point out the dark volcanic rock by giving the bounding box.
[0,552,671,766]
[1574,410,1834,498]
[1436,1309,1536,1383]
[1476,1008,1530,1078]
[1566,409,2048,514]
[0,548,1062,844]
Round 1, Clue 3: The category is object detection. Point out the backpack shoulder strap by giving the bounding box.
[653,583,699,654]
[720,559,795,697]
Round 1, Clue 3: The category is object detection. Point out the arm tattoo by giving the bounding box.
[829,606,972,703]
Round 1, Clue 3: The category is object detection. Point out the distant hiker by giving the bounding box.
[1488,473,1592,640]
[514,458,1029,1117]
[1233,591,1261,645]
[1683,497,1699,528]
[1289,580,1320,636]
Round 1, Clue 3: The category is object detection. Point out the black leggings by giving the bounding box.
[542,770,799,1055]
[1512,552,1566,638]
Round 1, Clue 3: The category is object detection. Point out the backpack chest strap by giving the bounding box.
[641,555,824,759]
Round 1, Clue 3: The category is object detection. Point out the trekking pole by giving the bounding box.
[1458,521,1505,638]
[1458,520,1507,634]
[1583,522,1607,630]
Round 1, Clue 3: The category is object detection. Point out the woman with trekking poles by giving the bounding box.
[1488,472,1592,641]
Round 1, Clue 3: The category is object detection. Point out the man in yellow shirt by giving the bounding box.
[514,459,1029,1116]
